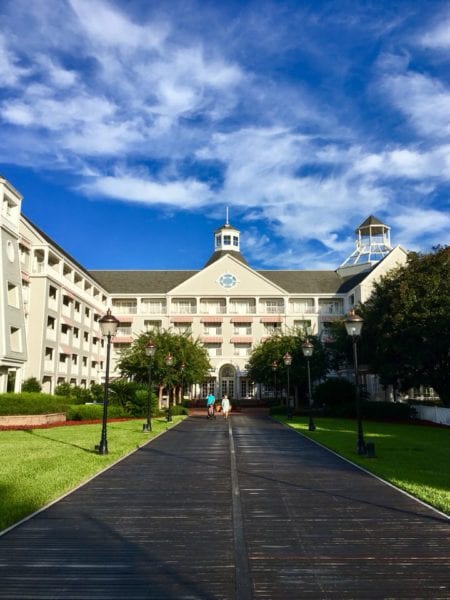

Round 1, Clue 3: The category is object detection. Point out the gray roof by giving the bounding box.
[90,270,197,294]
[203,250,249,268]
[90,267,369,294]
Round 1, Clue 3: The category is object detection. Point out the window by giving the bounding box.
[290,298,314,313]
[74,301,81,312]
[215,235,221,247]
[47,316,55,330]
[82,357,88,367]
[7,283,19,308]
[233,236,239,246]
[116,324,131,336]
[204,343,222,357]
[223,235,231,245]
[141,299,166,314]
[200,298,226,314]
[172,299,196,314]
[233,343,251,357]
[234,323,252,335]
[263,322,282,335]
[73,327,79,339]
[203,323,222,335]
[85,307,90,318]
[59,353,68,363]
[111,299,137,314]
[49,285,57,300]
[72,354,78,365]
[45,347,54,359]
[10,327,22,352]
[229,298,256,314]
[173,322,192,335]
[318,299,344,315]
[83,332,89,342]
[61,324,71,335]
[293,320,312,334]
[144,320,162,332]
[262,299,284,314]
[63,294,72,307]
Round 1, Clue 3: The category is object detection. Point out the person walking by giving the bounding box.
[206,393,216,418]
[221,394,231,419]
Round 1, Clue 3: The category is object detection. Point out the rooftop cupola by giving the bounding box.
[337,215,392,275]
[204,209,248,267]
[214,210,241,253]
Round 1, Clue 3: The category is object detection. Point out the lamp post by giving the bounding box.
[165,352,173,422]
[302,339,316,431]
[283,352,293,419]
[143,341,156,432]
[345,311,366,455]
[97,309,119,455]
[180,362,185,405]
[271,360,277,403]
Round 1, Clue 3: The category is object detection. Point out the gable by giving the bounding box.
[169,254,287,296]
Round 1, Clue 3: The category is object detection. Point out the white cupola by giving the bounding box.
[213,208,241,253]
[337,215,392,276]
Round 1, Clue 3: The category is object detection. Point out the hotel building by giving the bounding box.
[1,175,408,400]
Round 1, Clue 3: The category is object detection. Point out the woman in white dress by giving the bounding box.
[221,394,231,419]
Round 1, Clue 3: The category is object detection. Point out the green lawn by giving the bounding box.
[0,417,185,533]
[278,416,450,516]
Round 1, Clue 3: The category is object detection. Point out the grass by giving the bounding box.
[277,416,450,516]
[0,416,185,533]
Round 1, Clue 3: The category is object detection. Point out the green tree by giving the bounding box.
[246,333,329,406]
[116,329,211,405]
[361,246,450,405]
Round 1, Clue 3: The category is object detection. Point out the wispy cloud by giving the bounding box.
[0,0,449,268]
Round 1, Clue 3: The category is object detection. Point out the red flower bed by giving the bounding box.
[0,417,139,431]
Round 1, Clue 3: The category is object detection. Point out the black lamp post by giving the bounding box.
[302,339,316,431]
[283,352,293,419]
[165,352,174,422]
[345,311,366,455]
[271,360,277,403]
[143,341,156,432]
[97,309,119,455]
[180,362,185,405]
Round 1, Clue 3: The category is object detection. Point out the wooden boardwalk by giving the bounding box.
[0,412,449,599]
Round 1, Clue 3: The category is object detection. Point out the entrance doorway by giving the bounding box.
[219,365,235,400]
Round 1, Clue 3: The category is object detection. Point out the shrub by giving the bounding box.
[313,377,356,408]
[361,401,415,420]
[21,377,42,393]
[0,393,72,415]
[54,382,72,397]
[66,404,127,421]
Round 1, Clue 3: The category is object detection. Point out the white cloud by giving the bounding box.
[389,207,450,250]
[83,172,212,209]
[419,17,450,49]
[0,34,30,87]
[69,0,168,50]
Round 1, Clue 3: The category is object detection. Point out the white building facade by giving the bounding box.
[0,176,410,400]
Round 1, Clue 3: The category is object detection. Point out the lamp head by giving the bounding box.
[145,341,156,358]
[345,310,364,337]
[283,352,292,366]
[302,339,314,358]
[99,309,119,337]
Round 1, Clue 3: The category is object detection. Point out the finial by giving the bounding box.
[226,206,229,226]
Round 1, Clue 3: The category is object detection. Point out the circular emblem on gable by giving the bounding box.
[218,273,237,289]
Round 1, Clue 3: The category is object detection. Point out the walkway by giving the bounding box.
[0,412,449,599]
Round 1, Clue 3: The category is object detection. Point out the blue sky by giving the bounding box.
[0,0,449,270]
